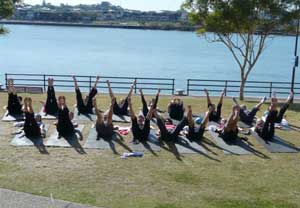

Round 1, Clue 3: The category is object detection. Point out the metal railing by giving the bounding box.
[187,79,300,97]
[5,73,175,94]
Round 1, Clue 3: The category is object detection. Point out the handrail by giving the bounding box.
[5,73,175,94]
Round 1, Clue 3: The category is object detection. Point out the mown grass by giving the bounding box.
[0,92,299,208]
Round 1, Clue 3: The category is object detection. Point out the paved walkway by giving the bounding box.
[0,188,102,208]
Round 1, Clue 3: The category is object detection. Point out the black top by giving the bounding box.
[131,117,150,142]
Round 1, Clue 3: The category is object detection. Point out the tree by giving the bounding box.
[182,0,300,100]
[0,0,19,35]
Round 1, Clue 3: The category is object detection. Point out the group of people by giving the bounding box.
[5,77,295,145]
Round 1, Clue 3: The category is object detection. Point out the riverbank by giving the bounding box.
[0,20,196,32]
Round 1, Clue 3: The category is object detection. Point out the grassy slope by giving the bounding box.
[0,92,300,208]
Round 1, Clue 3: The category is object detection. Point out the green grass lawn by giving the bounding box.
[0,92,300,208]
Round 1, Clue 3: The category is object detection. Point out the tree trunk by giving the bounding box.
[239,79,246,100]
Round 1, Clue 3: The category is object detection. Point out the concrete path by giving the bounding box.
[0,188,102,208]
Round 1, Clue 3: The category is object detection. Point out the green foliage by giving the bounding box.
[0,0,19,35]
[182,0,300,35]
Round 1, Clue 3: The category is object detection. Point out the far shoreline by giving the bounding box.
[0,20,196,32]
[0,20,297,36]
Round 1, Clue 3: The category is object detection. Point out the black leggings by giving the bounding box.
[258,111,277,140]
[24,112,41,138]
[141,93,159,117]
[45,86,58,115]
[157,117,187,142]
[275,103,289,123]
[76,88,97,114]
[57,107,74,137]
[187,125,205,141]
[113,98,129,116]
[239,107,259,125]
[169,104,184,121]
[7,93,22,115]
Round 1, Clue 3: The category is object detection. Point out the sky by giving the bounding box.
[23,0,184,11]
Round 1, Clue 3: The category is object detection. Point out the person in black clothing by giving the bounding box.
[204,88,225,123]
[23,97,41,138]
[217,105,240,143]
[73,75,100,115]
[185,105,212,142]
[44,78,58,116]
[255,92,294,141]
[233,96,266,126]
[107,79,135,116]
[129,96,155,144]
[140,88,160,117]
[167,98,185,121]
[95,97,115,140]
[154,109,187,143]
[6,79,23,116]
[56,96,75,138]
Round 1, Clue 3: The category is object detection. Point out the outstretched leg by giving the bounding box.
[276,92,293,123]
[73,76,86,114]
[45,78,58,115]
[140,89,149,117]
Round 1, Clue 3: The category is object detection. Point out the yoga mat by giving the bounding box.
[238,121,254,129]
[112,114,131,123]
[45,125,84,148]
[2,111,24,122]
[175,136,207,154]
[39,108,57,120]
[74,108,97,121]
[83,127,117,149]
[10,125,49,147]
[250,129,298,153]
[208,127,253,155]
[129,130,161,152]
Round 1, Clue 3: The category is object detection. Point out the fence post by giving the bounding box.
[5,73,8,88]
[134,78,137,94]
[187,79,190,96]
[269,82,273,98]
[172,79,175,95]
[89,76,92,90]
[43,74,46,92]
[224,80,228,96]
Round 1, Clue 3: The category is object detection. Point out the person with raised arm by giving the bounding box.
[73,75,100,115]
[153,109,187,143]
[23,97,43,138]
[129,96,155,144]
[185,105,212,142]
[255,92,294,141]
[56,96,75,138]
[232,96,267,126]
[94,97,115,140]
[6,79,23,116]
[106,79,135,116]
[43,78,59,116]
[140,88,160,117]
[204,88,225,123]
[167,98,185,121]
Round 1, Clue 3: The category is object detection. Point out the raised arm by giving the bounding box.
[93,76,100,89]
[153,88,160,109]
[128,97,135,119]
[72,75,79,90]
[107,97,115,125]
[127,80,136,98]
[146,103,155,120]
[218,88,226,105]
[94,98,103,124]
[204,88,212,106]
[106,80,114,98]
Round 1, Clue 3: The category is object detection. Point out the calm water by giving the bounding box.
[0,24,298,90]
